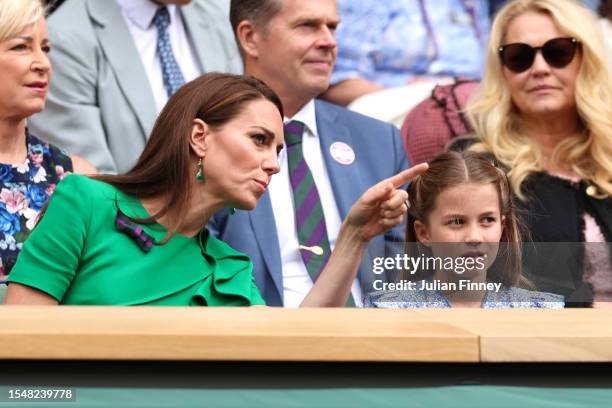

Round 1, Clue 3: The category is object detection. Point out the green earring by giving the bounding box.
[196,158,204,183]
[229,208,236,215]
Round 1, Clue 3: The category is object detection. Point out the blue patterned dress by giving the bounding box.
[365,281,564,309]
[0,132,73,282]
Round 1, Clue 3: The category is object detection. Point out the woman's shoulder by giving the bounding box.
[56,173,107,190]
[54,174,118,206]
[27,133,74,174]
[485,286,565,308]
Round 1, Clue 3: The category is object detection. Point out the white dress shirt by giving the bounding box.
[116,0,202,112]
[268,100,363,308]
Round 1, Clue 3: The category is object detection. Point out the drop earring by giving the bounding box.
[196,157,204,183]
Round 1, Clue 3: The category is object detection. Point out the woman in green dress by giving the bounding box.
[3,73,426,306]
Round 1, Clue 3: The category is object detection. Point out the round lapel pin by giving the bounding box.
[329,142,355,165]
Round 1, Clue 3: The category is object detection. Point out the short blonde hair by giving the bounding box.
[0,0,46,43]
[467,0,612,199]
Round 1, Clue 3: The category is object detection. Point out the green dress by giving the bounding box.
[8,174,265,306]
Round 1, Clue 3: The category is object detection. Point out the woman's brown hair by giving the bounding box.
[94,73,283,238]
[401,151,525,286]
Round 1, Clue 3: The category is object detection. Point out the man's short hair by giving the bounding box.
[229,0,282,35]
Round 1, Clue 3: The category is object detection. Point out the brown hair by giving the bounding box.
[95,73,283,239]
[402,151,524,286]
[230,0,282,54]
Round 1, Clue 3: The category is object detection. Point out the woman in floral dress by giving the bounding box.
[0,0,95,283]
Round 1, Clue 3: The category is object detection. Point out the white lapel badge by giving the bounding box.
[329,142,355,165]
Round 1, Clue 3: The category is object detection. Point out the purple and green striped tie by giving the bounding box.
[285,121,355,307]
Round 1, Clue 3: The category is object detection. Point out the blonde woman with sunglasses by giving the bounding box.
[465,0,612,307]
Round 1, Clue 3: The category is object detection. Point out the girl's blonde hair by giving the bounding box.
[0,0,45,43]
[466,0,612,199]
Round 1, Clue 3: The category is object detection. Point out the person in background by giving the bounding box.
[212,0,410,307]
[322,0,490,107]
[28,0,242,174]
[3,73,425,306]
[466,0,612,306]
[0,0,94,285]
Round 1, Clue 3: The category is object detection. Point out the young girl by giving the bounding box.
[365,151,564,308]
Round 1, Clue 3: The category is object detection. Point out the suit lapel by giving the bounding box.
[248,192,284,301]
[315,101,363,219]
[181,2,237,74]
[180,2,209,72]
[87,0,157,140]
[315,101,378,293]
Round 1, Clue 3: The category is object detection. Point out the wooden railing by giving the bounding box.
[0,307,611,362]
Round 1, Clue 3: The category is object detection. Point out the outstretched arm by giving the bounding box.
[300,163,428,307]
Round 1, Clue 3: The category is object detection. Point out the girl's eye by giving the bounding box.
[482,216,496,224]
[42,45,51,53]
[10,44,27,51]
[447,218,463,226]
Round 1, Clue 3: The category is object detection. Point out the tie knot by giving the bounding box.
[152,6,170,31]
[284,120,305,146]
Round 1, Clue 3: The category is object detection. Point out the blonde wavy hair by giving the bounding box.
[466,0,612,199]
[0,0,45,43]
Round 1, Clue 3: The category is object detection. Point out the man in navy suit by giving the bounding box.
[210,0,409,307]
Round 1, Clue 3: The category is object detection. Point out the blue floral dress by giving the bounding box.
[0,132,73,282]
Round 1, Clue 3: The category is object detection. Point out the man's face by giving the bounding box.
[249,0,339,113]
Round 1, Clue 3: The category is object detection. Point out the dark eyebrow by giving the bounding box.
[249,125,275,138]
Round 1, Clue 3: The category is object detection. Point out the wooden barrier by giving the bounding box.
[0,307,611,362]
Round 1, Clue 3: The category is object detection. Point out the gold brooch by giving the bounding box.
[585,185,597,197]
[299,245,324,256]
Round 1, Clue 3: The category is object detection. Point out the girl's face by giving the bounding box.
[414,183,504,274]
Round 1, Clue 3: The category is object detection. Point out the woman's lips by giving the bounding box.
[253,179,268,192]
[25,82,48,92]
[528,85,558,93]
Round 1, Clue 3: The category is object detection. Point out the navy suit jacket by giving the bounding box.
[210,100,409,306]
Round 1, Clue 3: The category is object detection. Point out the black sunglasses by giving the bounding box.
[498,37,580,73]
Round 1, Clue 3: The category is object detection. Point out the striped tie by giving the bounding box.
[285,121,355,306]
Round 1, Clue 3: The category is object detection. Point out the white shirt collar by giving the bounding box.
[284,99,318,138]
[115,0,178,30]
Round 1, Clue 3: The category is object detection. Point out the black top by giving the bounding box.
[519,172,612,307]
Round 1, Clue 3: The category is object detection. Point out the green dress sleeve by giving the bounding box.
[8,174,89,301]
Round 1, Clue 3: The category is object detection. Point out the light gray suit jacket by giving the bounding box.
[29,0,242,174]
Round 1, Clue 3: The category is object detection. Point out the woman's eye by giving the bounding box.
[252,134,267,146]
[42,45,51,53]
[10,44,27,51]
